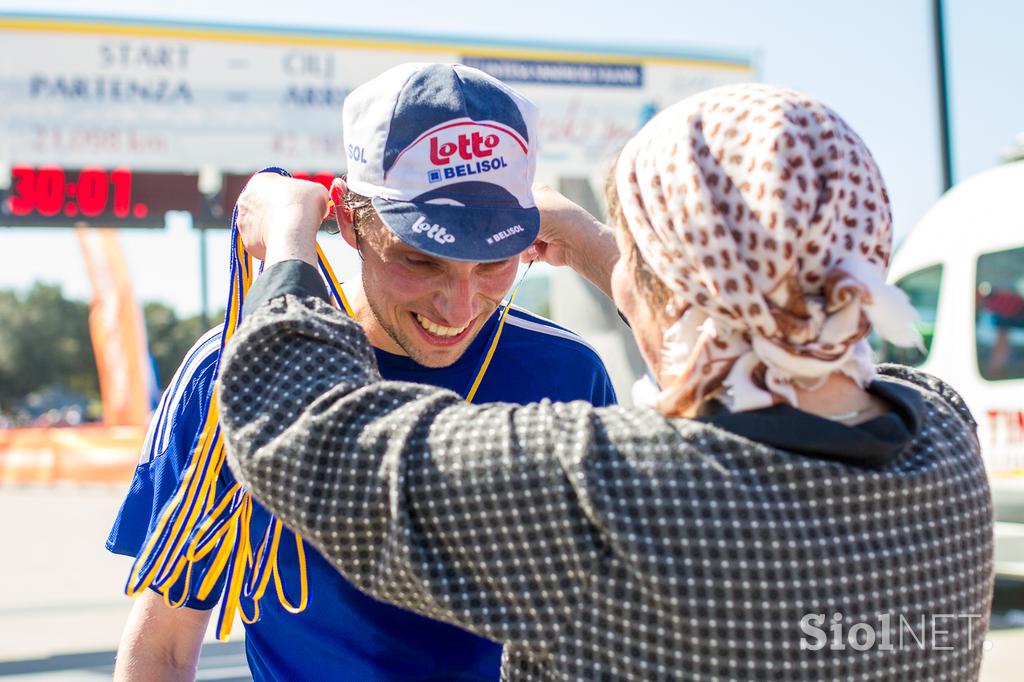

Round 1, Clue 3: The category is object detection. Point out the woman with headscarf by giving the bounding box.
[219,84,993,680]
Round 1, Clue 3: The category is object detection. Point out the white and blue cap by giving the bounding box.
[342,63,540,262]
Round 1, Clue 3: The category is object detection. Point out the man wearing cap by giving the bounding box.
[107,63,616,681]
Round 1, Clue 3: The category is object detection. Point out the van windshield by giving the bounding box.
[875,264,942,366]
[976,246,1024,381]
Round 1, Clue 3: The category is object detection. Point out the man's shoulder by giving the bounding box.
[140,327,222,464]
[161,326,223,399]
[501,306,603,362]
[493,307,615,405]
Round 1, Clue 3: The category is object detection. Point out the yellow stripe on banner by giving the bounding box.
[0,16,754,71]
[991,468,1024,480]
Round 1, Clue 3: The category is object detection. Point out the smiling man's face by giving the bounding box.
[351,212,519,368]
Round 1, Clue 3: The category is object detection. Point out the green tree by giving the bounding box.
[0,284,220,413]
[143,303,220,388]
[0,283,99,410]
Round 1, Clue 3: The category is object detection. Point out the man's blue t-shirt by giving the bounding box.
[107,305,616,681]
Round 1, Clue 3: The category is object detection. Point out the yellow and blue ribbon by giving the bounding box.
[124,168,529,639]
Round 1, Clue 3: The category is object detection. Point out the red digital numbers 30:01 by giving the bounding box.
[8,166,136,219]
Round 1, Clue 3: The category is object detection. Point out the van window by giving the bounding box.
[875,264,943,366]
[976,246,1024,381]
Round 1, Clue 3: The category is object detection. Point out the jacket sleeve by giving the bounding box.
[218,290,674,647]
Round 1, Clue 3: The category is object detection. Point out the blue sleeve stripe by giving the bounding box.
[145,328,222,463]
[504,308,601,357]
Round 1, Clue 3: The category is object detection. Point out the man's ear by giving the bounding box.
[331,177,359,250]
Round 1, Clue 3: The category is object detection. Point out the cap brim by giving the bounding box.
[372,198,539,262]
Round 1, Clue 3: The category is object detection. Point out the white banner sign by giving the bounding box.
[0,15,754,176]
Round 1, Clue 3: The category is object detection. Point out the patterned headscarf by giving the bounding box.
[615,84,921,414]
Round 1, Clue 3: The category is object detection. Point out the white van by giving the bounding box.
[884,161,1024,578]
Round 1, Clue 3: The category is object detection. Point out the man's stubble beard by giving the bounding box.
[361,275,492,369]
[365,296,448,367]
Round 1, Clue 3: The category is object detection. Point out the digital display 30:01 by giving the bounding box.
[2,165,203,228]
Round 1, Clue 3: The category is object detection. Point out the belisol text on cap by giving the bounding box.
[428,158,508,184]
[486,224,524,245]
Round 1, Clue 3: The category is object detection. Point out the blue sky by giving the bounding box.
[0,0,1020,315]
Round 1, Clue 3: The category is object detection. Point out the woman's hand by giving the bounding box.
[524,184,620,298]
[235,173,331,266]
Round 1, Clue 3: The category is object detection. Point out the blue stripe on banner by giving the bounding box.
[462,57,643,88]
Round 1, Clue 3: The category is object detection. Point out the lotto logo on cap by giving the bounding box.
[426,132,508,182]
[386,118,529,200]
[343,63,540,262]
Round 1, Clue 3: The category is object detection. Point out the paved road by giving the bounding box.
[0,486,249,680]
[0,485,1021,680]
[0,642,250,681]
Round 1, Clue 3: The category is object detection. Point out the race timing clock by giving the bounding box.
[2,165,202,227]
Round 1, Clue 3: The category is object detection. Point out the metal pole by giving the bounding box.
[933,0,954,192]
[199,224,210,329]
[195,168,222,330]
